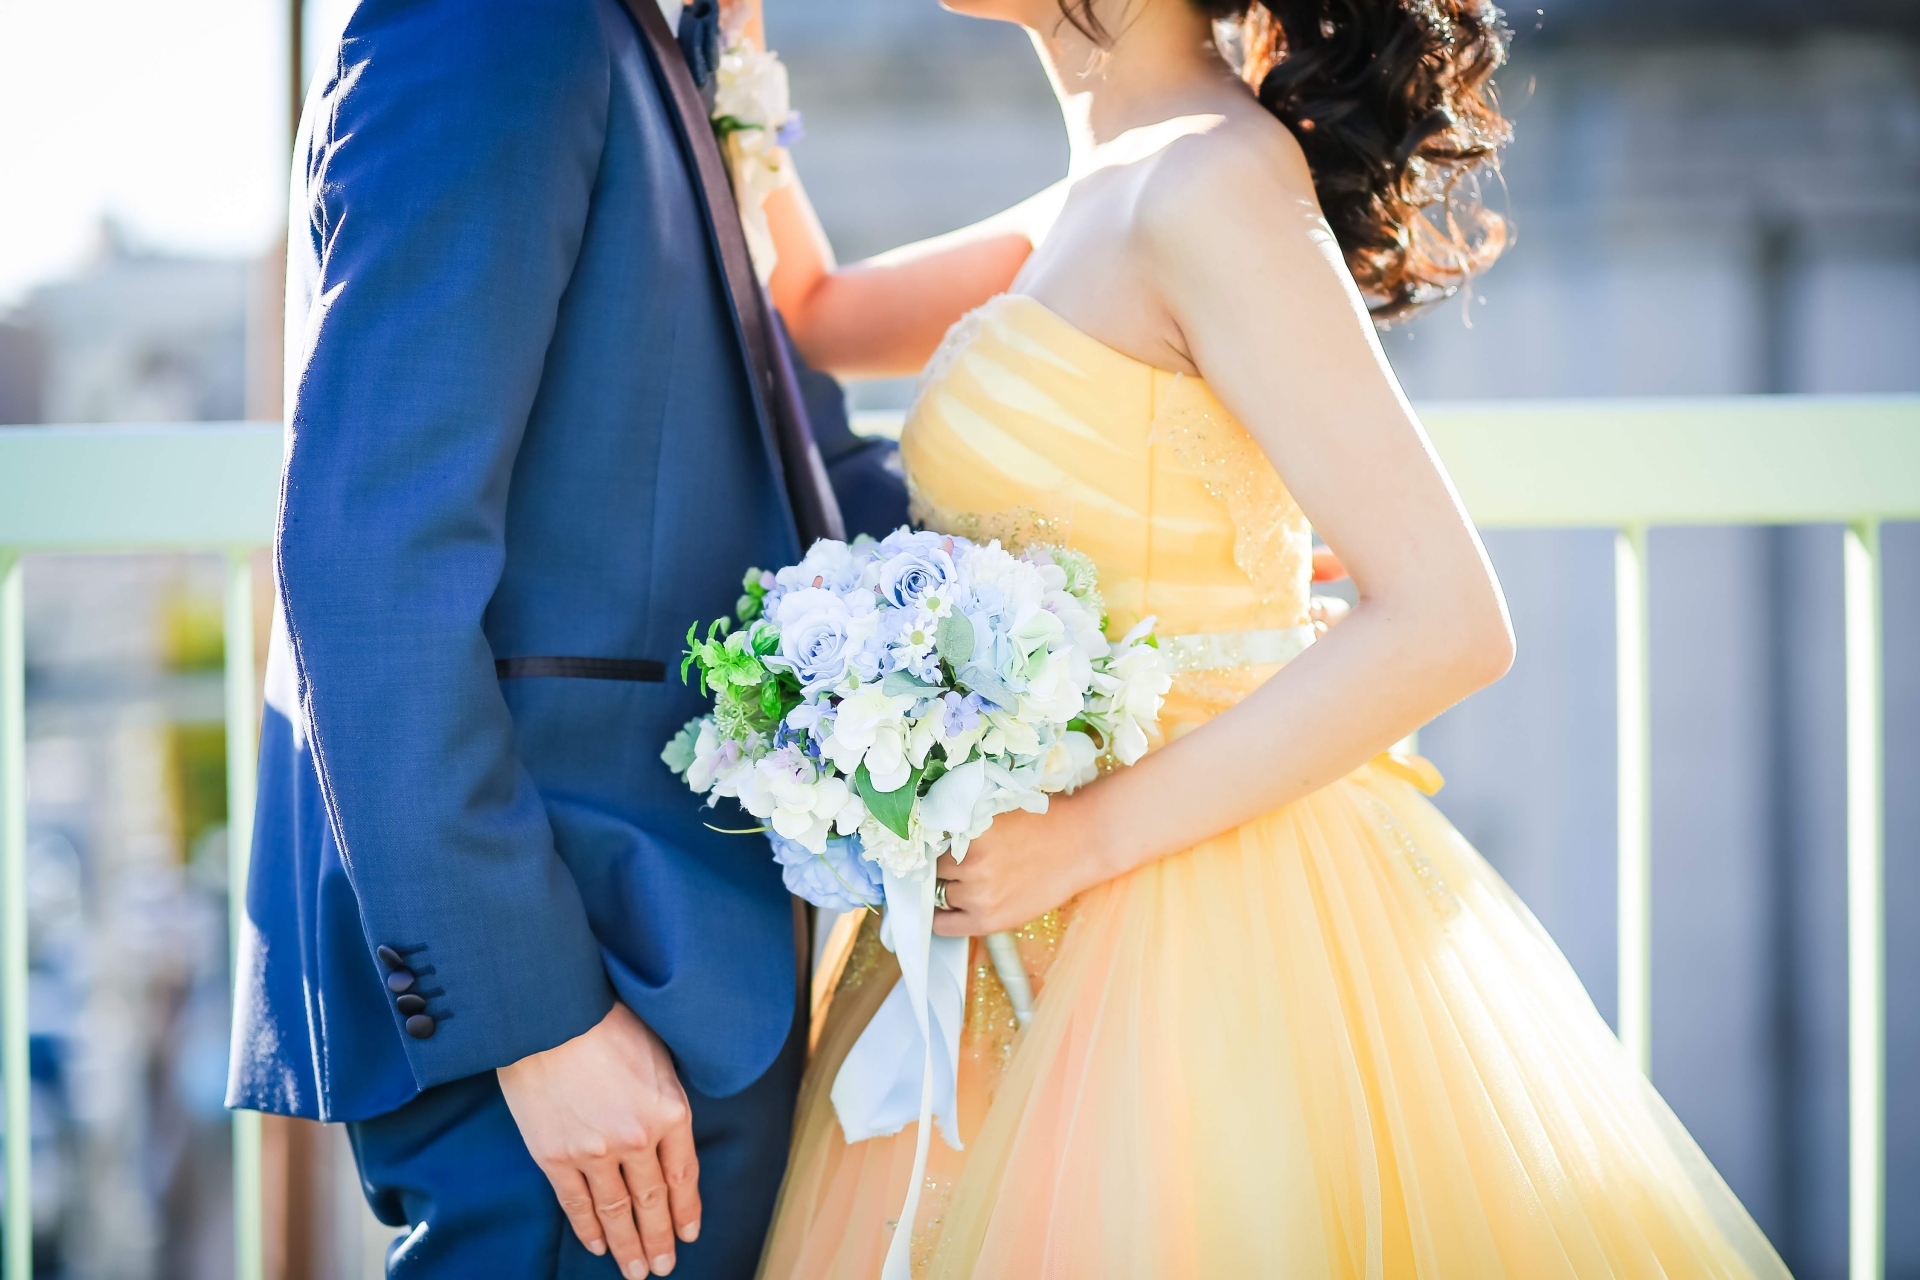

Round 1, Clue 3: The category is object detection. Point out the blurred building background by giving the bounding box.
[0,0,1915,1276]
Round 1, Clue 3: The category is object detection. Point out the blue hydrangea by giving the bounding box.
[768,832,884,912]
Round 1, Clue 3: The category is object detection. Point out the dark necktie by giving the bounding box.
[677,0,722,94]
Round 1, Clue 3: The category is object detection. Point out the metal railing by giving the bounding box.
[2,396,1917,1280]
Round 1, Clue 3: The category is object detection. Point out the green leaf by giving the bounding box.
[681,621,701,689]
[707,630,766,692]
[959,663,1019,712]
[855,760,922,841]
[661,719,700,774]
[935,610,975,667]
[735,568,769,624]
[881,670,938,698]
[1066,716,1106,749]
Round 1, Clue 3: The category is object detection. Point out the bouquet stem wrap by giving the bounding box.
[983,931,1035,1027]
[829,873,969,1280]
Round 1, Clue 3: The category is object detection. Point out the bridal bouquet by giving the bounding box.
[662,527,1168,1280]
[662,528,1169,906]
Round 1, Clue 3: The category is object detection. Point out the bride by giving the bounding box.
[744,0,1791,1274]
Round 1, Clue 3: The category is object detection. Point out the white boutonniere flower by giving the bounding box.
[712,39,803,283]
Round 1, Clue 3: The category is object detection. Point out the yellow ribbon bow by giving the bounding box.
[1371,748,1445,796]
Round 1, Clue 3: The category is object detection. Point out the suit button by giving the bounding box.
[386,970,415,994]
[395,994,427,1016]
[377,945,406,971]
[405,1014,437,1040]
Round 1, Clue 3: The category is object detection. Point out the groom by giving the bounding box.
[226,0,902,1275]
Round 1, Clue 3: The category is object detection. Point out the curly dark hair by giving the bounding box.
[1058,0,1513,321]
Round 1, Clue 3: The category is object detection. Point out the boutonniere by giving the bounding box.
[712,38,803,284]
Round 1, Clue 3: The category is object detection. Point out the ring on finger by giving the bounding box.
[934,879,954,911]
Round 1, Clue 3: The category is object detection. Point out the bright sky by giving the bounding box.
[0,0,353,307]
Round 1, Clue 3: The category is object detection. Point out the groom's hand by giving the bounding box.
[497,1004,699,1277]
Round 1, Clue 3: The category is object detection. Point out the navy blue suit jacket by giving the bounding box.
[226,0,899,1122]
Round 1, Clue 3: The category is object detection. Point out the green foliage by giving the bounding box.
[935,610,974,667]
[682,618,768,698]
[759,670,803,724]
[662,720,700,775]
[1066,716,1107,749]
[855,760,922,840]
[735,567,771,623]
[685,611,802,741]
[880,670,938,697]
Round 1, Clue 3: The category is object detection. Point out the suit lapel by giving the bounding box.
[619,0,845,548]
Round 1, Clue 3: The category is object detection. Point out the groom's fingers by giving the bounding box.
[583,1161,647,1277]
[622,1148,680,1275]
[657,1121,703,1244]
[547,1167,608,1259]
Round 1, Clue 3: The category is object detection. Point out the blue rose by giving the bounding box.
[773,587,854,690]
[769,832,885,912]
[877,545,956,612]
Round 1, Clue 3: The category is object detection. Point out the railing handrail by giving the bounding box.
[2,394,1918,552]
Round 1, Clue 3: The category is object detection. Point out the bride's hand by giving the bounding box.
[930,791,1116,937]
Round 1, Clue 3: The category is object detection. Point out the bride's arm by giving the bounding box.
[765,177,1063,378]
[729,0,1056,374]
[932,125,1514,937]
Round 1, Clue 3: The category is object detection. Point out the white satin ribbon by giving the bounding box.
[830,870,968,1280]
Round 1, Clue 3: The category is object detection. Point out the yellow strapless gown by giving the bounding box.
[757,294,1790,1280]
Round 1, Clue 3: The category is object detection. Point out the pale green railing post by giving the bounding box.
[225,550,265,1280]
[1844,521,1885,1280]
[1,553,28,1280]
[1614,525,1653,1074]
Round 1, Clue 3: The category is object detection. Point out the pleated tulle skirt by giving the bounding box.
[757,702,1790,1279]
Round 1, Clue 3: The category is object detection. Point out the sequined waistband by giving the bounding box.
[1159,624,1316,673]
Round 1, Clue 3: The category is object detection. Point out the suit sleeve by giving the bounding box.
[277,0,617,1086]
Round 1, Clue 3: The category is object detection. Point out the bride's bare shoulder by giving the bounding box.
[1130,105,1325,261]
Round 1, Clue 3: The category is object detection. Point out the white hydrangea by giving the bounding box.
[858,814,930,881]
[1085,620,1173,766]
[734,746,864,855]
[1039,728,1101,793]
[822,684,918,792]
